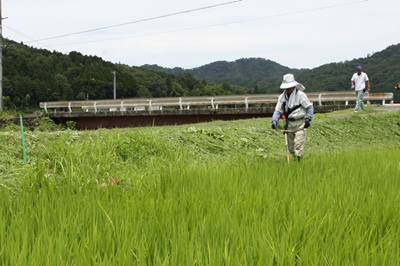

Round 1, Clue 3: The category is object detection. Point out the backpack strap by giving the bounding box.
[283,89,302,129]
[285,104,302,119]
[282,88,301,118]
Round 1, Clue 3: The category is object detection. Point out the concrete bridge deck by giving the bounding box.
[37,91,393,129]
[49,105,354,130]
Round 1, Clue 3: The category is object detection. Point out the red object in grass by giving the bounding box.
[100,176,120,187]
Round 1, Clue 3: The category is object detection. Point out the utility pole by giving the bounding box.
[0,0,3,112]
[111,70,116,99]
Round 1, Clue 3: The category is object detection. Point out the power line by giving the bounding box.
[24,0,243,44]
[43,0,369,47]
[3,25,53,50]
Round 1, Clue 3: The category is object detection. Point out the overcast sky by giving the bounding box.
[3,0,400,69]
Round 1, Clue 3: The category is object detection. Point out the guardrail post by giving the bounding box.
[245,97,248,109]
[94,102,97,113]
[44,103,48,113]
[318,94,322,106]
[121,101,124,111]
[382,99,385,105]
[68,102,72,113]
[179,97,183,110]
[149,100,152,111]
[345,101,348,106]
[211,97,215,109]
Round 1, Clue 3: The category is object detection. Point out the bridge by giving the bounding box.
[39,91,394,129]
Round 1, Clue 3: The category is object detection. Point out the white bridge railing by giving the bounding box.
[39,91,394,113]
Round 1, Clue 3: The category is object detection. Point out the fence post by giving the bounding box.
[19,115,27,164]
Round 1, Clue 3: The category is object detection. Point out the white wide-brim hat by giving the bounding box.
[280,73,305,91]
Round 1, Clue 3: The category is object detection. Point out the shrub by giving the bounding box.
[33,117,62,131]
[65,121,76,130]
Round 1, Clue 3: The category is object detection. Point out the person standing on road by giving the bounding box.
[271,74,314,161]
[351,66,371,112]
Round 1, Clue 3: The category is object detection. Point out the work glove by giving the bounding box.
[271,121,277,130]
[351,85,355,90]
[304,119,311,128]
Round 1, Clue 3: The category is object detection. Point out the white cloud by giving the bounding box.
[4,0,400,69]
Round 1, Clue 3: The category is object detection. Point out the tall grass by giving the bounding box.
[1,109,400,265]
[1,147,399,265]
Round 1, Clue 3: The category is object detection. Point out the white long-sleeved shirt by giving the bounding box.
[274,89,313,121]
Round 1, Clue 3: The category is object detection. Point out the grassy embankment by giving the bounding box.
[0,109,399,265]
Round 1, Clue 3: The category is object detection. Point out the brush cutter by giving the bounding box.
[284,131,290,163]
[280,129,304,163]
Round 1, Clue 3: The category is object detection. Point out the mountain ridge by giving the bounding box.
[142,57,303,89]
[2,39,400,111]
[142,44,400,100]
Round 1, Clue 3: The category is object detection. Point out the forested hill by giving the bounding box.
[2,39,400,112]
[143,44,400,101]
[295,44,400,94]
[142,58,301,89]
[2,39,247,111]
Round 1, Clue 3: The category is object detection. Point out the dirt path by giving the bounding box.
[374,104,400,112]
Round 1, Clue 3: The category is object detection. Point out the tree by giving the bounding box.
[137,85,152,98]
[76,92,87,101]
[53,74,73,100]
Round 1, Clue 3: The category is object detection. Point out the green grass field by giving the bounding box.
[1,109,400,265]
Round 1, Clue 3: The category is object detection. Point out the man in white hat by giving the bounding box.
[271,74,314,161]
